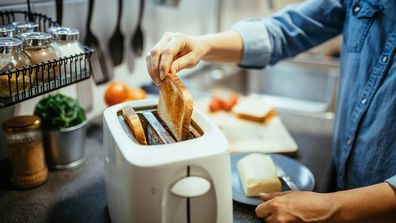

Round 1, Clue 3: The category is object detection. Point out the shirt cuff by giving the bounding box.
[385,175,396,189]
[232,19,271,69]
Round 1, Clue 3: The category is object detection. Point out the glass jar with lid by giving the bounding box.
[21,32,59,83]
[12,21,39,35]
[0,25,16,37]
[3,115,48,189]
[0,37,33,97]
[48,27,86,77]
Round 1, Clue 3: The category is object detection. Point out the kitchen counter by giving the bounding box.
[0,112,333,223]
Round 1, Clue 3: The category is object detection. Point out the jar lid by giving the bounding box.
[3,115,41,133]
[0,37,23,54]
[12,21,39,34]
[0,25,15,37]
[48,27,79,42]
[22,32,52,48]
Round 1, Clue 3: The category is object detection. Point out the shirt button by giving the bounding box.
[382,56,388,63]
[353,6,361,13]
[361,98,367,104]
[347,139,352,145]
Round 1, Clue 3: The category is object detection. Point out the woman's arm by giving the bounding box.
[146,0,346,84]
[329,182,396,222]
[146,31,242,86]
[256,182,396,223]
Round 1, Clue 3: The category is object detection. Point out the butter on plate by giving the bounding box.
[237,153,282,197]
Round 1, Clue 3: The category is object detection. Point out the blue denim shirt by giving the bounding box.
[233,0,396,191]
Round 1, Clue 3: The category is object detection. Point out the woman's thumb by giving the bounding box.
[259,191,289,201]
[170,53,198,73]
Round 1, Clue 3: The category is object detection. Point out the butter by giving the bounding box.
[237,153,282,197]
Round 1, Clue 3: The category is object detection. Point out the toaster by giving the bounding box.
[103,98,233,223]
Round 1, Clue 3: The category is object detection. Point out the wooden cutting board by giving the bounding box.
[195,98,298,154]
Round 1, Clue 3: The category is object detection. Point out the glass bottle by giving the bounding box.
[12,21,39,35]
[0,37,33,97]
[3,115,48,189]
[21,32,59,83]
[48,27,85,77]
[0,25,16,37]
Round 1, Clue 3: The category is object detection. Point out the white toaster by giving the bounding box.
[103,99,233,223]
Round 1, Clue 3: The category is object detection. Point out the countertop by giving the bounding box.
[0,112,333,223]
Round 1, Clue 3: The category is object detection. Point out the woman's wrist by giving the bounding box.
[324,191,346,222]
[324,183,396,223]
[198,31,243,63]
[196,35,212,61]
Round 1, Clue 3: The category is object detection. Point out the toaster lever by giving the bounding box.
[170,176,211,198]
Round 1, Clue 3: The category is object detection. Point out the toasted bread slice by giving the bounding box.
[233,96,277,123]
[122,106,147,145]
[158,73,193,141]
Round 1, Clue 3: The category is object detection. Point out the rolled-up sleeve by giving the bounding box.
[232,0,345,68]
[232,19,271,69]
[386,175,396,189]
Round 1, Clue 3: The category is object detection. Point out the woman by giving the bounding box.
[146,0,396,222]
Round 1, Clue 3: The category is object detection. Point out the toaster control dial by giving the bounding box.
[170,176,211,198]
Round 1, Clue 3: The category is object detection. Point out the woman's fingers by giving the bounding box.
[259,191,291,201]
[170,52,198,73]
[147,33,172,84]
[159,33,186,78]
[147,31,204,84]
[146,55,160,86]
[255,202,272,219]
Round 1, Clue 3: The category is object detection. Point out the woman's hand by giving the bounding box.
[146,31,243,86]
[256,182,396,223]
[146,32,209,86]
[256,191,336,223]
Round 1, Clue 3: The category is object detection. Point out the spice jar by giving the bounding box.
[3,115,48,189]
[21,32,59,83]
[0,37,33,97]
[0,25,15,37]
[48,27,85,76]
[12,21,39,35]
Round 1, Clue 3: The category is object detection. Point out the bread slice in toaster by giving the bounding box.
[158,73,193,141]
[233,96,277,123]
[122,105,147,145]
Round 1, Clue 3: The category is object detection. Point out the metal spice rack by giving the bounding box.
[0,11,94,108]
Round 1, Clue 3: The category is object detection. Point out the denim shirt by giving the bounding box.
[233,0,396,191]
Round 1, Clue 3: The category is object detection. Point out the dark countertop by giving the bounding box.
[0,112,333,223]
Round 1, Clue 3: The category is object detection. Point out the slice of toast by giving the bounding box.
[233,96,277,123]
[158,73,193,141]
[122,105,147,145]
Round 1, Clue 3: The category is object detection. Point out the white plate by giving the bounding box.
[231,153,315,206]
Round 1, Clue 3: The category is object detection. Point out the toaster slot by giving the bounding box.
[151,111,203,140]
[117,106,204,146]
[142,112,176,145]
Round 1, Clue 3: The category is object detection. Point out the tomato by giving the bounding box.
[228,95,239,107]
[209,95,239,112]
[123,88,147,102]
[209,97,223,112]
[104,81,129,106]
[222,100,233,112]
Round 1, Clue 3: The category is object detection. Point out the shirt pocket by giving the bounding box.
[344,0,384,53]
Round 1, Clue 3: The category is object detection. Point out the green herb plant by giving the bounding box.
[34,93,86,129]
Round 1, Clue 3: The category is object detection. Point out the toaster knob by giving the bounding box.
[170,176,211,198]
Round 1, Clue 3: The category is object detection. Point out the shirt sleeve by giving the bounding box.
[232,18,271,69]
[232,0,345,68]
[385,175,396,189]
